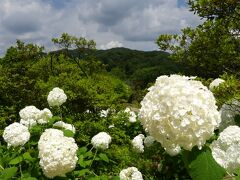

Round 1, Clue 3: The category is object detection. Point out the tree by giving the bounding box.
[2,40,44,65]
[51,33,99,77]
[156,0,240,78]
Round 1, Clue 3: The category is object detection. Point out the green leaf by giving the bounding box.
[23,152,35,162]
[100,175,108,180]
[78,169,91,176]
[84,151,93,158]
[78,147,88,155]
[22,177,38,180]
[9,156,23,165]
[78,155,86,168]
[98,153,109,163]
[63,129,74,137]
[112,176,120,180]
[182,146,226,180]
[84,160,92,166]
[0,167,18,180]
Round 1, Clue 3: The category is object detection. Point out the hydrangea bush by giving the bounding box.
[2,74,240,179]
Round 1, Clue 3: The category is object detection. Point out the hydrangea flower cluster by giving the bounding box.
[38,129,78,178]
[3,122,30,147]
[119,167,143,180]
[38,108,53,124]
[47,87,67,107]
[209,78,225,90]
[19,105,41,127]
[139,75,221,155]
[218,100,240,131]
[91,132,112,150]
[132,134,145,153]
[124,108,137,123]
[210,126,240,173]
[19,106,52,127]
[53,121,76,133]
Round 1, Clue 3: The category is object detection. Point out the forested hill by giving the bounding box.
[94,47,183,88]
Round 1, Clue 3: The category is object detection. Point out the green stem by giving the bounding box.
[19,163,23,179]
[0,165,4,170]
[89,149,98,168]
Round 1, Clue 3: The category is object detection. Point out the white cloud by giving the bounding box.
[0,0,201,55]
[100,41,123,50]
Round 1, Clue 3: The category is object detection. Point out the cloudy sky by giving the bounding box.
[0,0,201,55]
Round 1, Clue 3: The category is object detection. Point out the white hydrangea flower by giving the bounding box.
[19,106,41,127]
[124,108,137,123]
[144,136,155,147]
[53,121,76,133]
[3,122,30,147]
[218,100,240,131]
[47,87,67,107]
[132,134,145,153]
[100,109,109,117]
[38,108,53,124]
[129,111,137,123]
[38,128,78,178]
[139,75,221,155]
[209,78,225,90]
[210,126,240,173]
[91,132,112,150]
[119,167,143,180]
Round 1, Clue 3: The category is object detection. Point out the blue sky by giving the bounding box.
[0,0,201,55]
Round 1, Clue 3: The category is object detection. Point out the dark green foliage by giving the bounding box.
[182,146,226,180]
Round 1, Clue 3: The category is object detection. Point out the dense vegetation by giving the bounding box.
[1,0,240,179]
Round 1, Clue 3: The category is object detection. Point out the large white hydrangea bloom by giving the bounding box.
[132,134,145,153]
[53,121,76,133]
[218,100,240,132]
[19,105,41,127]
[139,75,221,155]
[3,122,30,147]
[119,167,143,180]
[210,126,240,173]
[91,132,112,150]
[47,87,67,107]
[38,128,78,178]
[209,78,225,90]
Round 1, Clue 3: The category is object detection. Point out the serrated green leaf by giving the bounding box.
[0,167,18,180]
[63,129,74,137]
[98,153,109,163]
[9,156,23,165]
[183,146,226,180]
